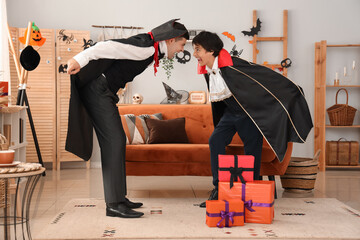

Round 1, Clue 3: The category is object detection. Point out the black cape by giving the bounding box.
[201,50,313,162]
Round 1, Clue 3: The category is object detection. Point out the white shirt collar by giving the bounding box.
[159,41,168,58]
[206,56,219,74]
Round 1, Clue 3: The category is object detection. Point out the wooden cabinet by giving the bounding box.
[314,41,360,171]
[8,27,90,170]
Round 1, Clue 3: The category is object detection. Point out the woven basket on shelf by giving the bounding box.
[280,150,320,193]
[327,88,357,126]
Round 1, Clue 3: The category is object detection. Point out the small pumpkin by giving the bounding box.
[19,22,46,47]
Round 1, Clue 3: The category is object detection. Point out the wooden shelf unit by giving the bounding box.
[314,40,360,171]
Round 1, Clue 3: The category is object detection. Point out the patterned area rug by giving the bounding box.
[35,198,360,239]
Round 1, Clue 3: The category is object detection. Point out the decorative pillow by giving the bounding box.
[120,113,162,145]
[145,117,189,144]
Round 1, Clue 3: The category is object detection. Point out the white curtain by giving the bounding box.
[0,0,10,86]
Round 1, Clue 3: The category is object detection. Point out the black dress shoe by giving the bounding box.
[200,188,218,208]
[106,203,144,218]
[124,198,143,209]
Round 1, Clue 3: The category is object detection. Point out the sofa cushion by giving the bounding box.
[120,113,162,144]
[126,144,209,163]
[145,117,189,144]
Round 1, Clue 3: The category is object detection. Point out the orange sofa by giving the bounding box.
[118,104,293,177]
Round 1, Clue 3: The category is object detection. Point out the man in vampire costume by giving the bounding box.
[192,32,313,208]
[66,19,189,218]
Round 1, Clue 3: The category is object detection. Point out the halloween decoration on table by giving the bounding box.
[175,50,191,64]
[242,18,262,37]
[19,22,46,47]
[132,93,144,104]
[160,82,189,104]
[58,64,68,73]
[58,29,74,44]
[82,38,96,50]
[230,45,243,57]
[20,45,41,71]
[222,32,235,42]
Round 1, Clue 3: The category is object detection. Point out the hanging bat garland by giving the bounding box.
[82,38,97,50]
[222,32,235,42]
[58,29,74,44]
[58,64,68,73]
[242,18,262,37]
[175,50,191,64]
[230,44,243,57]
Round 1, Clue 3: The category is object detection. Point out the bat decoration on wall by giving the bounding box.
[281,58,292,68]
[222,32,235,42]
[175,50,191,64]
[58,64,68,73]
[242,18,262,37]
[58,29,74,44]
[230,44,243,57]
[82,38,97,50]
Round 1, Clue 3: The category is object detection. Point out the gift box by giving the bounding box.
[218,181,274,224]
[206,199,244,228]
[218,155,254,187]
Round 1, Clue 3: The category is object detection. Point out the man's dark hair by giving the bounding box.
[174,22,189,40]
[192,31,223,57]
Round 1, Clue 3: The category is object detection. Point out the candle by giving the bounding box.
[353,60,356,70]
[344,67,347,76]
[336,72,339,80]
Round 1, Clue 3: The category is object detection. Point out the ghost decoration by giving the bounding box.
[132,93,144,104]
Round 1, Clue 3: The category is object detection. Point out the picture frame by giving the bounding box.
[188,91,206,104]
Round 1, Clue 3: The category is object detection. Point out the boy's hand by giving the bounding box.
[67,58,81,75]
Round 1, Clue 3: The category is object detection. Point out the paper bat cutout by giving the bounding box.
[222,32,235,42]
[242,18,262,37]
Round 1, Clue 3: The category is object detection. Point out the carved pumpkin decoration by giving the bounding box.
[19,22,46,47]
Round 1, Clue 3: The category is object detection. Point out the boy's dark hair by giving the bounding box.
[174,22,190,40]
[192,31,223,57]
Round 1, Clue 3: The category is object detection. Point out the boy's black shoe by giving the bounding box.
[199,188,218,208]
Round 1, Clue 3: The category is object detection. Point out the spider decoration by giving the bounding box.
[82,38,97,50]
[58,29,74,44]
[230,45,243,57]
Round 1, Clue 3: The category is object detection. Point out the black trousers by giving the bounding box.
[209,108,263,188]
[79,75,127,203]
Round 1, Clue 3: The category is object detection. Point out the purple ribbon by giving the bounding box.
[206,200,244,228]
[241,183,274,212]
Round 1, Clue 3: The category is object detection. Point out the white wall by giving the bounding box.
[6,0,360,165]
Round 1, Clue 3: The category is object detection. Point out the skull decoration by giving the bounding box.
[176,50,191,64]
[132,93,144,104]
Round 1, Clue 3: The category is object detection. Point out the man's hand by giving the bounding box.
[67,58,81,75]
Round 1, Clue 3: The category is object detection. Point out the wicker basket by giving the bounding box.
[327,88,357,126]
[280,150,320,193]
[326,138,359,166]
[0,179,9,209]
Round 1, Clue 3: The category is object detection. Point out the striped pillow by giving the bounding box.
[120,113,162,144]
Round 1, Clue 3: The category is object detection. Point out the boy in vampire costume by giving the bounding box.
[66,19,189,218]
[192,32,313,208]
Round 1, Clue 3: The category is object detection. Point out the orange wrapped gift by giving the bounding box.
[206,199,244,228]
[218,180,274,224]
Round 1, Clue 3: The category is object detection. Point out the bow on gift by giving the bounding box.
[244,199,255,212]
[229,167,246,188]
[217,210,235,228]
